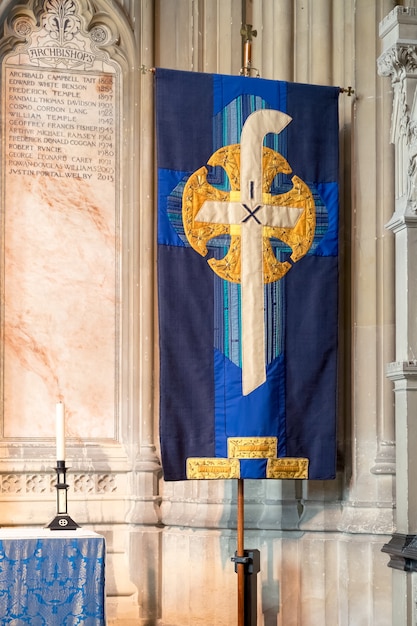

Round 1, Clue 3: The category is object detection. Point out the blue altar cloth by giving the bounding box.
[0,528,105,625]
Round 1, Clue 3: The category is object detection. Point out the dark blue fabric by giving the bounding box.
[284,256,338,479]
[158,245,215,480]
[155,69,213,171]
[286,82,339,184]
[156,68,339,481]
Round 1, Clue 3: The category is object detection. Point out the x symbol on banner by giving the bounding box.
[195,110,305,394]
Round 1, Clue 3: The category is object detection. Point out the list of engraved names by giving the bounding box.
[5,67,116,183]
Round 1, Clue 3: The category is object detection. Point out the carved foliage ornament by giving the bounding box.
[378,43,417,208]
[7,0,115,65]
[378,44,417,80]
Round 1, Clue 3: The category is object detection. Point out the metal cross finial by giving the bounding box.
[240,24,258,77]
[240,24,257,42]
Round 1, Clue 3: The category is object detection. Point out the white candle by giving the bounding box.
[56,402,65,461]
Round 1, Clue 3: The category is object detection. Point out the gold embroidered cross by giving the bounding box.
[182,109,316,395]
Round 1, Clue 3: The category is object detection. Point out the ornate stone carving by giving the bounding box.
[12,17,33,38]
[73,473,117,493]
[377,45,417,80]
[0,472,117,494]
[378,44,417,208]
[1,474,23,493]
[90,25,108,45]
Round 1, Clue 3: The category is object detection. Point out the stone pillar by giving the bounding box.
[252,0,294,81]
[378,6,417,623]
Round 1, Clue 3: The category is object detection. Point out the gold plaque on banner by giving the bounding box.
[227,437,277,459]
[266,457,309,479]
[186,458,240,479]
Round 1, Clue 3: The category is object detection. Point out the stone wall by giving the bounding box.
[0,1,402,624]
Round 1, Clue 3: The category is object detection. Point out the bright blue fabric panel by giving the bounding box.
[212,73,286,115]
[315,182,339,256]
[214,351,286,461]
[0,534,105,624]
[157,169,189,246]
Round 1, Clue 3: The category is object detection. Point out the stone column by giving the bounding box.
[378,6,417,624]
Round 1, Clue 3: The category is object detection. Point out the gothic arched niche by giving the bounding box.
[0,0,135,473]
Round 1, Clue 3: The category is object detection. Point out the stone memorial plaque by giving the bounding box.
[1,2,120,444]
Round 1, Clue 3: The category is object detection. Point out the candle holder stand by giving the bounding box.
[46,460,80,530]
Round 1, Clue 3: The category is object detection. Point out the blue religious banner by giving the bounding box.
[156,68,339,481]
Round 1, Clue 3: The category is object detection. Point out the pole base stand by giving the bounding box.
[231,549,260,575]
[46,514,80,530]
[382,533,417,572]
[231,549,260,626]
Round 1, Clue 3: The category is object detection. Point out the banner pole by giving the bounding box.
[240,24,257,76]
[237,478,245,626]
[237,26,254,626]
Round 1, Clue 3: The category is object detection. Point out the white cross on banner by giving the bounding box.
[196,110,303,395]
